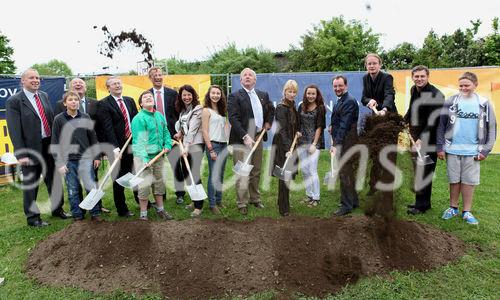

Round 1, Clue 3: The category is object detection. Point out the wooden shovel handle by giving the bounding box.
[406,131,423,159]
[99,135,132,190]
[177,139,196,185]
[244,129,267,164]
[282,132,300,169]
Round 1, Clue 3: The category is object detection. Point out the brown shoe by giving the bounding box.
[191,209,202,218]
[157,210,174,220]
[239,207,248,215]
[91,215,105,222]
[209,206,221,215]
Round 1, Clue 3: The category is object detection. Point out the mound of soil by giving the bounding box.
[27,216,464,299]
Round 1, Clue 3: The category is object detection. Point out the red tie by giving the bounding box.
[117,98,131,138]
[156,91,164,116]
[34,93,51,137]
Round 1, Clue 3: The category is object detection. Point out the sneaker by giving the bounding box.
[139,215,148,221]
[175,197,184,205]
[157,210,173,221]
[462,212,479,225]
[441,207,459,220]
[185,203,194,211]
[191,209,202,218]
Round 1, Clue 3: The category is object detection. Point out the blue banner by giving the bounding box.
[0,77,66,119]
[231,72,370,148]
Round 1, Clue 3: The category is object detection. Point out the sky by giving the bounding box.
[1,0,499,75]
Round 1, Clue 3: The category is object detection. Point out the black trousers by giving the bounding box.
[339,144,359,211]
[167,143,186,199]
[21,137,64,221]
[111,146,138,215]
[412,151,437,210]
[277,180,290,215]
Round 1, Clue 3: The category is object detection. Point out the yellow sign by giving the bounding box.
[95,74,212,107]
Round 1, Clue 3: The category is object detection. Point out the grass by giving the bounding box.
[0,151,498,299]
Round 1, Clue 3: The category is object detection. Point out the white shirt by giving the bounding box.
[112,95,131,129]
[80,96,86,113]
[243,87,264,130]
[23,88,49,138]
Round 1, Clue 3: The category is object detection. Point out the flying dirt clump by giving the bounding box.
[97,25,154,67]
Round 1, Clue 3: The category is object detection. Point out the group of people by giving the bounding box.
[5,53,496,227]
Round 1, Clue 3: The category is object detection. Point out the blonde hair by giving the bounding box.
[282,79,298,96]
[364,53,382,65]
[148,66,162,78]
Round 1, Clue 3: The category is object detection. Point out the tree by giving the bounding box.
[31,59,72,76]
[483,17,500,66]
[205,43,278,74]
[0,31,16,74]
[381,42,418,70]
[287,16,380,72]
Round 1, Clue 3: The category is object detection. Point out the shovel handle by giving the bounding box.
[370,105,380,115]
[177,140,196,185]
[282,132,300,169]
[99,135,132,190]
[406,132,423,159]
[330,151,335,173]
[243,129,267,165]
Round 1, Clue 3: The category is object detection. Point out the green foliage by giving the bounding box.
[0,31,16,74]
[32,59,72,76]
[483,17,500,66]
[84,77,97,99]
[287,16,380,72]
[382,42,418,70]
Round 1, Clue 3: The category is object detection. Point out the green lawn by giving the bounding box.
[0,152,498,299]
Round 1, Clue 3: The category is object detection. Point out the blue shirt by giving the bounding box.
[446,95,479,156]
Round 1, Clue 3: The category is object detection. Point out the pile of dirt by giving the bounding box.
[27,216,464,299]
[359,113,406,219]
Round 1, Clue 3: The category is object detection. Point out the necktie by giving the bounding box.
[156,91,164,116]
[117,98,131,138]
[80,99,86,113]
[34,93,51,137]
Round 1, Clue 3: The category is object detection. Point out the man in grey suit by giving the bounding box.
[6,68,68,227]
[228,68,274,215]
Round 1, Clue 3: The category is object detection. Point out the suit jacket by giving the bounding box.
[271,100,300,176]
[149,87,178,139]
[97,94,138,148]
[330,92,359,147]
[6,90,55,162]
[54,97,104,142]
[228,88,275,145]
[361,71,397,113]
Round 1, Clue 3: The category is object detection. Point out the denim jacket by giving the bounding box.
[436,93,497,157]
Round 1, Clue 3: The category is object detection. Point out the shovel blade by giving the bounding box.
[323,171,338,187]
[273,165,292,181]
[128,176,144,188]
[186,184,207,201]
[413,155,434,166]
[116,173,135,188]
[79,188,104,210]
[233,161,253,177]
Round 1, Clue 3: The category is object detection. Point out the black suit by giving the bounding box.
[228,87,274,208]
[6,90,64,222]
[361,71,397,113]
[228,88,274,144]
[330,92,359,211]
[97,94,138,215]
[149,87,185,199]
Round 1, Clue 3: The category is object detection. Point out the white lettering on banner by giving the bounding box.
[0,88,18,98]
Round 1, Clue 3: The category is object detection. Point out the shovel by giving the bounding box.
[273,133,299,181]
[116,148,168,189]
[178,141,207,201]
[407,133,434,166]
[324,142,340,187]
[233,129,266,177]
[79,136,132,210]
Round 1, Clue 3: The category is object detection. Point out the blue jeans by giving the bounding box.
[65,159,100,218]
[205,142,228,208]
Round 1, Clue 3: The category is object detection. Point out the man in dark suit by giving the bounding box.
[147,67,186,204]
[54,78,110,213]
[330,75,359,216]
[6,68,68,227]
[97,76,138,217]
[361,53,397,114]
[228,67,274,215]
[404,65,444,215]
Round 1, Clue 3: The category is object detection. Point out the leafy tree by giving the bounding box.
[0,31,16,74]
[287,16,380,71]
[483,17,500,66]
[382,42,418,70]
[32,59,72,76]
[205,43,278,74]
